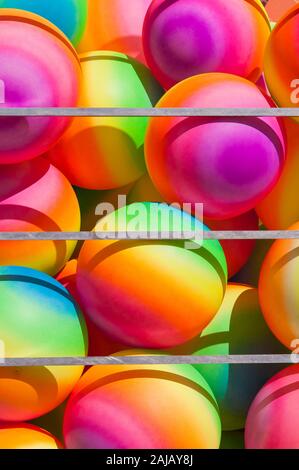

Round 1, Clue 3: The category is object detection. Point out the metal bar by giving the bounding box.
[0,107,298,117]
[0,231,298,240]
[0,355,294,366]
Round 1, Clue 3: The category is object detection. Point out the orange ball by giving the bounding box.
[264,5,299,111]
[78,0,152,64]
[259,221,299,349]
[257,119,299,229]
[265,0,297,22]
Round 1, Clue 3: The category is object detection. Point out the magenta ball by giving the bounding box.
[245,365,299,449]
[0,9,81,163]
[142,0,271,89]
[145,73,286,220]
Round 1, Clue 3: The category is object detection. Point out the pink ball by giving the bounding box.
[143,0,271,89]
[245,365,299,449]
[145,73,286,220]
[0,9,81,163]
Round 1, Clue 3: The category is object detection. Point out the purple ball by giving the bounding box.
[142,0,270,89]
[145,73,286,220]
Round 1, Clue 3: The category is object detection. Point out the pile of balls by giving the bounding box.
[0,0,299,449]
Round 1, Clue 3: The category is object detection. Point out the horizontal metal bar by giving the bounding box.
[0,231,298,240]
[0,355,294,366]
[0,107,298,117]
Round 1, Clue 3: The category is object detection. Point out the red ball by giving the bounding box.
[206,211,259,278]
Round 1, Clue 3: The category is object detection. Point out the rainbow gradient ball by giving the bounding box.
[142,0,270,89]
[56,260,127,357]
[78,0,151,63]
[0,9,81,164]
[145,73,286,220]
[259,221,299,349]
[0,424,61,449]
[245,365,299,449]
[64,363,221,449]
[48,51,163,190]
[0,0,87,45]
[264,5,299,112]
[169,284,286,430]
[0,266,87,422]
[77,203,227,348]
[0,158,80,276]
[128,174,259,277]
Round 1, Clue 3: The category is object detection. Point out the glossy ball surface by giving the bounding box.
[145,73,286,220]
[78,0,151,63]
[49,51,163,190]
[143,0,270,89]
[245,365,299,448]
[0,266,88,422]
[0,0,87,45]
[257,119,299,229]
[264,5,299,113]
[0,158,80,275]
[0,424,61,449]
[259,221,299,349]
[77,203,227,348]
[64,362,221,449]
[0,9,81,163]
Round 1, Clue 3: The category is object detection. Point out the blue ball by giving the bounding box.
[0,0,87,45]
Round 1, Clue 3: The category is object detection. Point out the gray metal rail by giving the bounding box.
[0,355,295,367]
[0,107,297,116]
[0,231,298,240]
